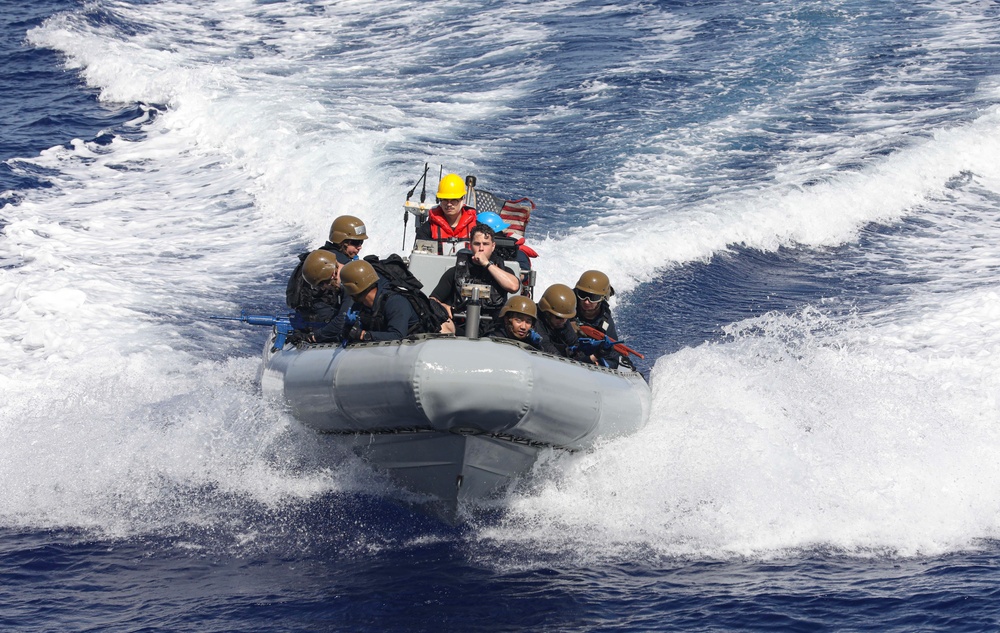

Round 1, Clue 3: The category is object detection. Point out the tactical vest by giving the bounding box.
[453,261,507,313]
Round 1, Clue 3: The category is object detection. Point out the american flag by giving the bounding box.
[472,189,535,240]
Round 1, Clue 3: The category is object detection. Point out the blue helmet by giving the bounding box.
[477,211,510,233]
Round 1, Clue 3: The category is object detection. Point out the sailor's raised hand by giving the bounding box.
[471,251,490,267]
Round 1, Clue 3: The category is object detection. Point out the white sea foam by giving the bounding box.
[485,290,1000,560]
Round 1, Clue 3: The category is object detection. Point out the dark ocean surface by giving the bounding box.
[4,0,1000,631]
[0,2,139,201]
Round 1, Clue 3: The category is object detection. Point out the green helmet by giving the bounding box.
[302,250,340,289]
[574,270,614,299]
[328,215,369,244]
[538,284,577,319]
[340,260,379,297]
[499,295,537,320]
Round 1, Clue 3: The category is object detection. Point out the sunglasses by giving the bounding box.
[344,239,364,247]
[576,290,604,303]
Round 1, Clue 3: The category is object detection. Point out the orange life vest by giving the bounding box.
[428,206,478,241]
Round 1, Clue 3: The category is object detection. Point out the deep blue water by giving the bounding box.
[0,1,139,202]
[6,522,1000,632]
[5,0,1000,631]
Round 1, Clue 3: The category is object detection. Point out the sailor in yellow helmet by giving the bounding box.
[414,173,478,254]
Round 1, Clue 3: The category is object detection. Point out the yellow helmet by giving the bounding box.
[538,284,577,319]
[328,215,369,244]
[574,270,614,299]
[436,173,467,199]
[340,260,379,297]
[499,295,537,320]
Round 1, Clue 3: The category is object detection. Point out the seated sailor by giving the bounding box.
[476,211,536,287]
[489,296,557,354]
[286,249,352,344]
[286,214,368,313]
[573,269,630,369]
[535,283,590,362]
[340,259,420,342]
[326,214,369,262]
[414,173,478,255]
[429,223,520,334]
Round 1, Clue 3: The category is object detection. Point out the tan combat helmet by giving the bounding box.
[499,295,538,320]
[574,270,615,300]
[340,260,379,297]
[302,250,340,289]
[538,283,577,319]
[328,215,369,245]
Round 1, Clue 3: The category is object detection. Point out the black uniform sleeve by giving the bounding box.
[486,321,509,340]
[368,293,416,341]
[559,322,591,362]
[311,292,352,344]
[430,266,457,305]
[535,330,559,355]
[307,297,338,323]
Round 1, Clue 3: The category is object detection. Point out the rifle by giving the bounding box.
[211,312,316,351]
[577,325,645,360]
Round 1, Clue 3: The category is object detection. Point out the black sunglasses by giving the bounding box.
[576,290,604,303]
[344,239,364,247]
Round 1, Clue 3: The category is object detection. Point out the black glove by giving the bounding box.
[347,322,365,342]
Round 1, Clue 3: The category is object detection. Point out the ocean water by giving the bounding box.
[3,0,1000,630]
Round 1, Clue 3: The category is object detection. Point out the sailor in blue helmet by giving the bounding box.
[476,211,509,234]
[476,211,534,284]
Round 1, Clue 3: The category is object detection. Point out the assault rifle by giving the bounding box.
[577,325,645,360]
[211,312,318,351]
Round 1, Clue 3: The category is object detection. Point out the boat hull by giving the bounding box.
[341,431,539,501]
[260,335,650,505]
